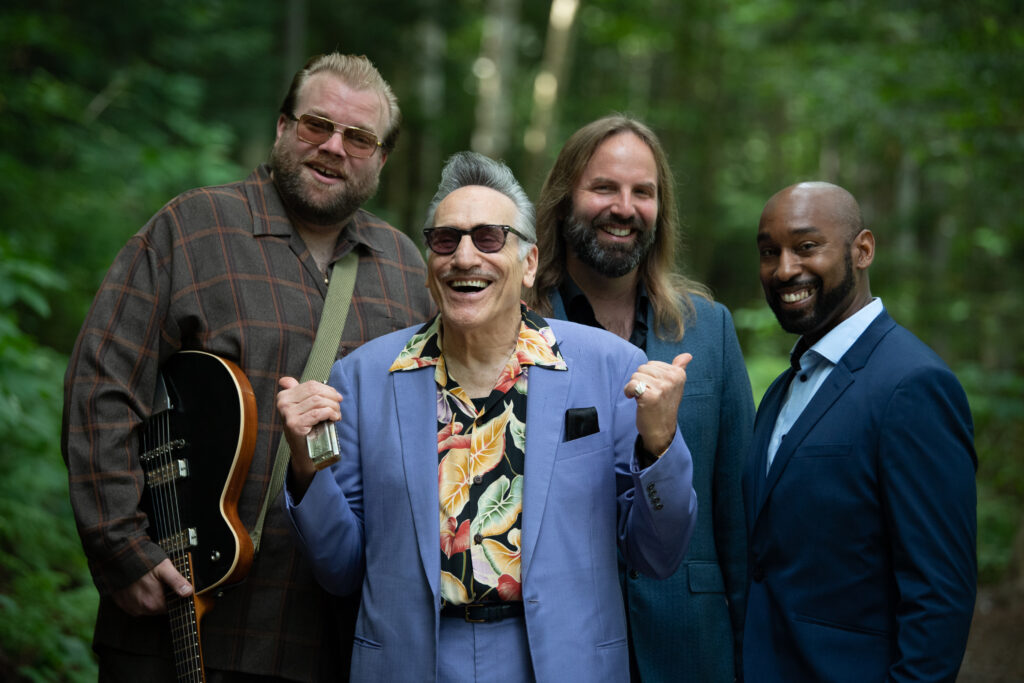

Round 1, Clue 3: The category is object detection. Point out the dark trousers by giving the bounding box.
[97,646,296,683]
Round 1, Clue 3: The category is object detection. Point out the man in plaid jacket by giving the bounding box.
[62,53,434,682]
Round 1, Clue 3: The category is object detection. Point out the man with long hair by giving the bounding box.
[528,115,754,682]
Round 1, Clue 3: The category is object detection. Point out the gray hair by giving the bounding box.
[423,152,536,260]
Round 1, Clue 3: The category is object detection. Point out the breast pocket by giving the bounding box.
[792,443,852,459]
[682,378,715,398]
[555,429,613,461]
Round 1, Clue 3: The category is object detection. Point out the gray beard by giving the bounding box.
[563,213,655,278]
[269,143,379,225]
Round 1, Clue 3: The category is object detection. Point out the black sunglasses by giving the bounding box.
[422,224,530,255]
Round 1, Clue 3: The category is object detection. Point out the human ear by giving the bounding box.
[853,229,875,269]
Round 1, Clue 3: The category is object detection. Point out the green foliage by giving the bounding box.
[2,0,1022,675]
[960,365,1024,583]
[0,240,97,682]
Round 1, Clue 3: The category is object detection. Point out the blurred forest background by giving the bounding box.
[2,0,1022,680]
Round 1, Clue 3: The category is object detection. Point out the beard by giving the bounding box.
[767,251,855,337]
[269,140,380,225]
[563,211,656,278]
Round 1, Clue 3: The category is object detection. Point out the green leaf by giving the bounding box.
[470,475,523,539]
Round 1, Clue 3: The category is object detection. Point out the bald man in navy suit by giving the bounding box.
[743,182,977,682]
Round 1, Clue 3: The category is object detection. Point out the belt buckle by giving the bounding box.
[464,604,486,623]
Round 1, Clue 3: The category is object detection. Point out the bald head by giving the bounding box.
[761,182,864,243]
[757,181,875,344]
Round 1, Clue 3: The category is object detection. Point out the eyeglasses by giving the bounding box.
[288,113,383,158]
[422,225,530,255]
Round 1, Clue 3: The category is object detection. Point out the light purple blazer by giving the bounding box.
[286,318,697,682]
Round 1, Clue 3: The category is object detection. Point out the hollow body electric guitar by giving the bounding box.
[140,351,258,682]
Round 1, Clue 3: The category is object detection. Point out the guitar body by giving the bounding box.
[140,351,257,681]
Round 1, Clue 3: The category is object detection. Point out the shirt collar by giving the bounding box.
[250,163,386,257]
[389,303,567,374]
[791,297,884,367]
[338,211,389,256]
[559,275,649,348]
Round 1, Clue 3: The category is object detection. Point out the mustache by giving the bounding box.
[592,214,645,231]
[437,267,493,280]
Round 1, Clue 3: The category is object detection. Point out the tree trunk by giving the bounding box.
[523,0,580,188]
[471,0,521,159]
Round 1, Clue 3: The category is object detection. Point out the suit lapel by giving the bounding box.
[747,370,791,522]
[752,310,897,520]
[644,300,674,365]
[394,367,442,599]
[520,352,572,582]
[756,365,854,514]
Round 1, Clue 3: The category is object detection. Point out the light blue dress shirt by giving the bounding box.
[766,298,884,473]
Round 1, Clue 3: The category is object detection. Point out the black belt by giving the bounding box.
[440,602,524,623]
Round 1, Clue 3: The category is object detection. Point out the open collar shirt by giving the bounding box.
[389,304,567,605]
[766,298,884,472]
[559,276,649,351]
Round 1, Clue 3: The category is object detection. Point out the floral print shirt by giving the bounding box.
[389,305,566,605]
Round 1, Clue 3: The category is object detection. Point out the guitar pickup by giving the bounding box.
[140,438,187,463]
[143,458,191,487]
[158,528,199,553]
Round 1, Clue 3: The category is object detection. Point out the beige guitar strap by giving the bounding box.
[249,250,359,553]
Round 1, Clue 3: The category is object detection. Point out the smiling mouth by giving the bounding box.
[449,279,490,293]
[600,225,633,238]
[308,162,344,179]
[780,288,814,304]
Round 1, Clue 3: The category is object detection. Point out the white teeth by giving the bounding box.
[312,165,339,178]
[451,279,488,289]
[781,289,811,303]
[604,226,631,237]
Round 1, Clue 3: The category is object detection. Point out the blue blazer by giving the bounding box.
[287,319,698,682]
[742,310,977,682]
[550,291,754,682]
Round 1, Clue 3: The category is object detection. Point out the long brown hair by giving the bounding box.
[526,115,709,341]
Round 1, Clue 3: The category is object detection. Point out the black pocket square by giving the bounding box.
[565,407,599,441]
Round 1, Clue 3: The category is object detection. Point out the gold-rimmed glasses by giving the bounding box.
[288,113,382,158]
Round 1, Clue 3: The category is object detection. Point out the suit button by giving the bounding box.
[752,565,765,582]
[629,570,640,580]
[473,475,483,484]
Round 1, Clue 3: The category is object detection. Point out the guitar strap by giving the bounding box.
[249,249,359,553]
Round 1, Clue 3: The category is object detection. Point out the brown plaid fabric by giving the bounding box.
[61,164,435,681]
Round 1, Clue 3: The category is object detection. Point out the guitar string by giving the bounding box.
[162,407,203,682]
[147,400,202,681]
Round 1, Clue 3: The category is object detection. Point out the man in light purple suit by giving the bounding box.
[276,151,698,681]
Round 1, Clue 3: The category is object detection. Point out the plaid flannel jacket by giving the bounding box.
[62,164,435,681]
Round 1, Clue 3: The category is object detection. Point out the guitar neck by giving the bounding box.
[168,553,206,683]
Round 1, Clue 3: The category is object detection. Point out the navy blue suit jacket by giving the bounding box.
[743,310,977,682]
